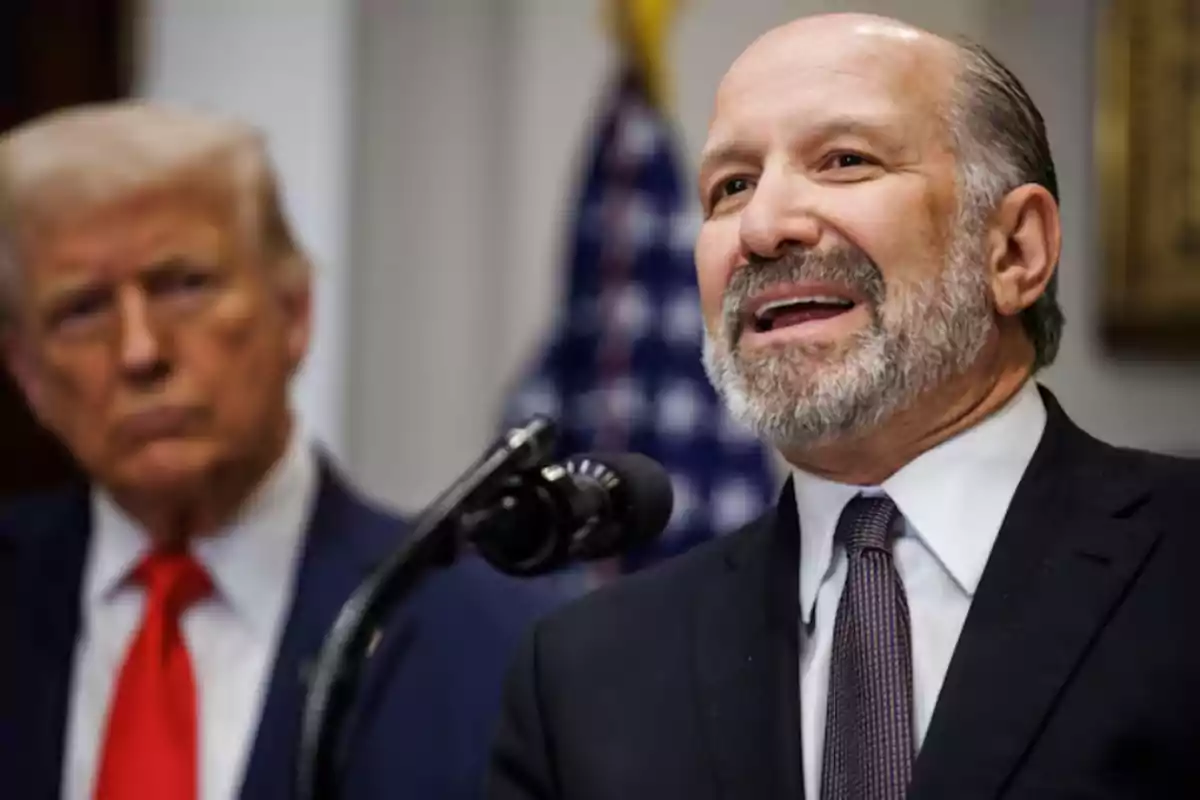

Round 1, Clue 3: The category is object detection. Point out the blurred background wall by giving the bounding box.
[5,0,1199,510]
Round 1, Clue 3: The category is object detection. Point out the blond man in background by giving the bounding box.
[0,102,552,800]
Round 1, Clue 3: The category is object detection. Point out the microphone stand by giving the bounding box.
[295,417,557,800]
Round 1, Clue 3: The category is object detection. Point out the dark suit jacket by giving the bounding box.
[487,389,1200,799]
[0,458,558,800]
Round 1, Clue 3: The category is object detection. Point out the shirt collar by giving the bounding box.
[87,432,319,635]
[794,380,1047,625]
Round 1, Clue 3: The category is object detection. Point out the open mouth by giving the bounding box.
[748,294,858,333]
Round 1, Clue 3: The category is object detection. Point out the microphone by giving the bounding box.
[463,452,674,576]
[296,420,669,800]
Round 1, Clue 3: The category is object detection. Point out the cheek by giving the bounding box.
[39,346,116,413]
[24,349,118,462]
[694,221,739,330]
[826,179,953,274]
[180,297,286,404]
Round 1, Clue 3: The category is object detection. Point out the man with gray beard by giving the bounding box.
[488,12,1200,800]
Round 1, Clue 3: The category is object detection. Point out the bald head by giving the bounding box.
[712,14,960,147]
[0,101,307,328]
[751,12,949,43]
[729,12,959,76]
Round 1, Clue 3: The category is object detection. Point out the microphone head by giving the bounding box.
[563,452,674,560]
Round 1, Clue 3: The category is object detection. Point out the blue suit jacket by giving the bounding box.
[0,459,559,799]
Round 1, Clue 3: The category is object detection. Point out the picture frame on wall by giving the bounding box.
[1095,0,1200,355]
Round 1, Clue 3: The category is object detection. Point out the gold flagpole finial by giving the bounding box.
[603,0,682,110]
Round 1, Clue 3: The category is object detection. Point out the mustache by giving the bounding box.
[720,245,886,339]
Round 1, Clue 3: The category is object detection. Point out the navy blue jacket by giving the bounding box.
[0,459,558,799]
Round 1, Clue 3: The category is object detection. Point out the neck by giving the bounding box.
[783,331,1035,486]
[112,419,294,548]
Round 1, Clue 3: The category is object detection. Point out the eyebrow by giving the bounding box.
[37,255,211,302]
[40,275,108,303]
[698,114,903,178]
[697,142,761,181]
[36,280,112,323]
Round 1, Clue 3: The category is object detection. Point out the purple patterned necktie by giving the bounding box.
[820,495,914,800]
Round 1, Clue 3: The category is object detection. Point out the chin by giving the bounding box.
[738,332,853,362]
[109,439,223,494]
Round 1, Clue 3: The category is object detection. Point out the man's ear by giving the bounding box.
[277,270,312,376]
[984,183,1061,319]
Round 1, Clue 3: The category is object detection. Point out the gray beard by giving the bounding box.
[702,225,994,452]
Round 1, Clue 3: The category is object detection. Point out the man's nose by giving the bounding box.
[116,288,170,384]
[737,171,822,262]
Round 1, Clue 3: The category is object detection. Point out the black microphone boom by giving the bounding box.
[294,419,673,800]
[465,452,673,576]
[296,416,557,800]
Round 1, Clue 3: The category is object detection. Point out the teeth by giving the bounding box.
[754,296,853,319]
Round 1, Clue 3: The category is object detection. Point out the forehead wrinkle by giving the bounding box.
[28,192,231,291]
[708,46,956,166]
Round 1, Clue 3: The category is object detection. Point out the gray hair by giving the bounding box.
[948,40,1064,370]
[0,101,310,332]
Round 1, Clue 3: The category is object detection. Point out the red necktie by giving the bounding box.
[94,550,212,800]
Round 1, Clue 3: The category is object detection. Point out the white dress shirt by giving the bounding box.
[795,380,1047,800]
[63,434,318,800]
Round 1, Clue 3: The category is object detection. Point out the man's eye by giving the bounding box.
[147,269,216,297]
[824,152,875,170]
[708,176,753,211]
[174,272,213,292]
[721,177,751,196]
[49,290,111,328]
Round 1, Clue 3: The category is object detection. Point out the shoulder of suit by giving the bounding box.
[1040,417,1200,531]
[0,484,88,550]
[1108,442,1200,512]
[1097,436,1200,489]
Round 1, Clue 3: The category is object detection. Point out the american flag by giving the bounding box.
[503,67,778,589]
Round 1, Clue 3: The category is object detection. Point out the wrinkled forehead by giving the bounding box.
[705,24,957,153]
[46,176,236,241]
[10,169,244,272]
[11,193,243,310]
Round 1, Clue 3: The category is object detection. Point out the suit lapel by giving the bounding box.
[0,489,90,800]
[694,481,803,800]
[909,391,1162,799]
[237,459,397,800]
